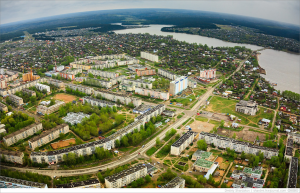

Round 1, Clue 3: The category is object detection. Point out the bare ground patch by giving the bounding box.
[216,128,266,142]
[190,120,215,133]
[53,93,77,103]
[51,138,76,149]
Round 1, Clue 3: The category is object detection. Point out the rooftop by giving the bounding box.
[162,177,185,188]
[56,179,99,188]
[243,167,262,175]
[288,157,298,188]
[3,122,41,140]
[83,96,116,106]
[105,164,146,183]
[29,123,68,143]
[194,158,214,169]
[192,150,212,160]
[133,104,153,113]
[0,149,23,157]
[62,112,90,125]
[0,176,47,188]
[171,131,194,147]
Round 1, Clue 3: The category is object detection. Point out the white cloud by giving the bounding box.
[0,0,299,25]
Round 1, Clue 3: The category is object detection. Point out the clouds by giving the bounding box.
[1,0,299,25]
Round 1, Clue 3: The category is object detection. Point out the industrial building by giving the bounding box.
[56,179,100,188]
[105,164,147,188]
[30,138,111,163]
[28,124,69,150]
[0,102,8,112]
[136,69,156,76]
[60,68,82,80]
[0,149,24,164]
[62,112,91,125]
[0,176,48,188]
[199,132,279,159]
[158,69,178,80]
[3,122,43,146]
[235,100,258,116]
[35,83,51,93]
[169,76,188,96]
[170,131,195,156]
[66,83,94,95]
[162,177,185,188]
[8,94,24,106]
[135,87,169,100]
[82,96,116,109]
[36,100,65,115]
[140,51,159,62]
[22,88,36,96]
[287,157,298,188]
[122,79,152,89]
[93,90,142,107]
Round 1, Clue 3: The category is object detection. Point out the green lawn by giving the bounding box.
[209,119,221,126]
[146,147,157,156]
[118,147,133,152]
[195,116,208,122]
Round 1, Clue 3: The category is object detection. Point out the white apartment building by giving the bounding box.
[0,149,24,164]
[83,96,116,108]
[84,78,113,89]
[28,123,69,150]
[162,177,185,188]
[30,138,111,164]
[48,79,65,89]
[0,102,8,112]
[56,179,100,188]
[66,83,94,95]
[3,122,43,146]
[36,100,65,115]
[0,176,48,188]
[8,94,24,106]
[93,90,142,107]
[140,51,159,62]
[158,69,178,80]
[170,131,195,156]
[134,104,165,123]
[122,79,152,89]
[105,164,147,188]
[87,69,119,79]
[199,132,279,159]
[35,83,51,93]
[22,88,36,96]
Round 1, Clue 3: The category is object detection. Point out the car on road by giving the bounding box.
[142,145,145,148]
[98,169,102,172]
[157,162,160,164]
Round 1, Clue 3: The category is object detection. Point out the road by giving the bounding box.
[3,54,250,177]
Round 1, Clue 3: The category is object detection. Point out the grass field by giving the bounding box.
[195,116,208,122]
[206,96,274,127]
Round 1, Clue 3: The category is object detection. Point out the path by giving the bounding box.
[220,162,233,185]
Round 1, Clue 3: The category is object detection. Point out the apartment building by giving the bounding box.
[60,68,82,80]
[285,138,294,160]
[235,100,258,116]
[87,69,119,79]
[83,96,116,108]
[0,102,8,112]
[93,90,142,107]
[0,77,48,97]
[48,79,65,89]
[140,51,159,62]
[232,176,264,188]
[35,83,50,93]
[36,100,65,115]
[135,87,169,100]
[8,94,23,106]
[84,78,113,89]
[133,104,153,114]
[170,131,195,156]
[105,164,147,188]
[0,79,7,89]
[119,84,135,92]
[66,83,94,95]
[288,132,300,144]
[158,69,178,80]
[162,177,185,188]
[136,69,156,76]
[287,157,298,188]
[128,64,147,72]
[30,138,111,164]
[199,69,216,79]
[28,124,69,150]
[0,176,48,188]
[0,149,24,164]
[108,120,144,148]
[56,179,100,188]
[122,79,152,89]
[162,110,176,117]
[170,76,188,96]
[199,132,279,159]
[134,104,165,123]
[3,122,43,146]
[22,88,36,96]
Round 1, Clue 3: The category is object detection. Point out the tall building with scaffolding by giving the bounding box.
[22,69,40,82]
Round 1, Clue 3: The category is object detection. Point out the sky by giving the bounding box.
[1,0,299,26]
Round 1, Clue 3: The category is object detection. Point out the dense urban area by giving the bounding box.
[0,28,299,189]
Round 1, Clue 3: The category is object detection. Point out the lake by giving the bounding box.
[114,25,300,93]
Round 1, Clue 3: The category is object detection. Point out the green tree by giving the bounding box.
[220,120,225,127]
[156,137,160,146]
[221,183,228,188]
[145,175,151,183]
[233,133,236,139]
[97,172,105,183]
[131,181,138,188]
[115,139,120,148]
[241,151,246,159]
[50,99,55,106]
[197,139,207,151]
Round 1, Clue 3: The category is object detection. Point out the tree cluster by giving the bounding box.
[1,111,35,134]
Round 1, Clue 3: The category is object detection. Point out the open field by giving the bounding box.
[190,120,215,133]
[217,127,266,142]
[53,93,77,103]
[51,138,76,150]
[205,96,274,127]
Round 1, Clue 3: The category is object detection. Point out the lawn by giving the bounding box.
[195,116,208,122]
[206,96,274,127]
[146,147,158,156]
[209,119,221,126]
[118,147,133,152]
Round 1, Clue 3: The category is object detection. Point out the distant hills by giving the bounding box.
[0,8,299,42]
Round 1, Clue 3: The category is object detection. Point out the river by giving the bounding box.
[114,25,300,93]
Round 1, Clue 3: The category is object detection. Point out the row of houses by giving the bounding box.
[36,100,65,115]
[199,132,279,159]
[134,87,169,100]
[3,122,43,146]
